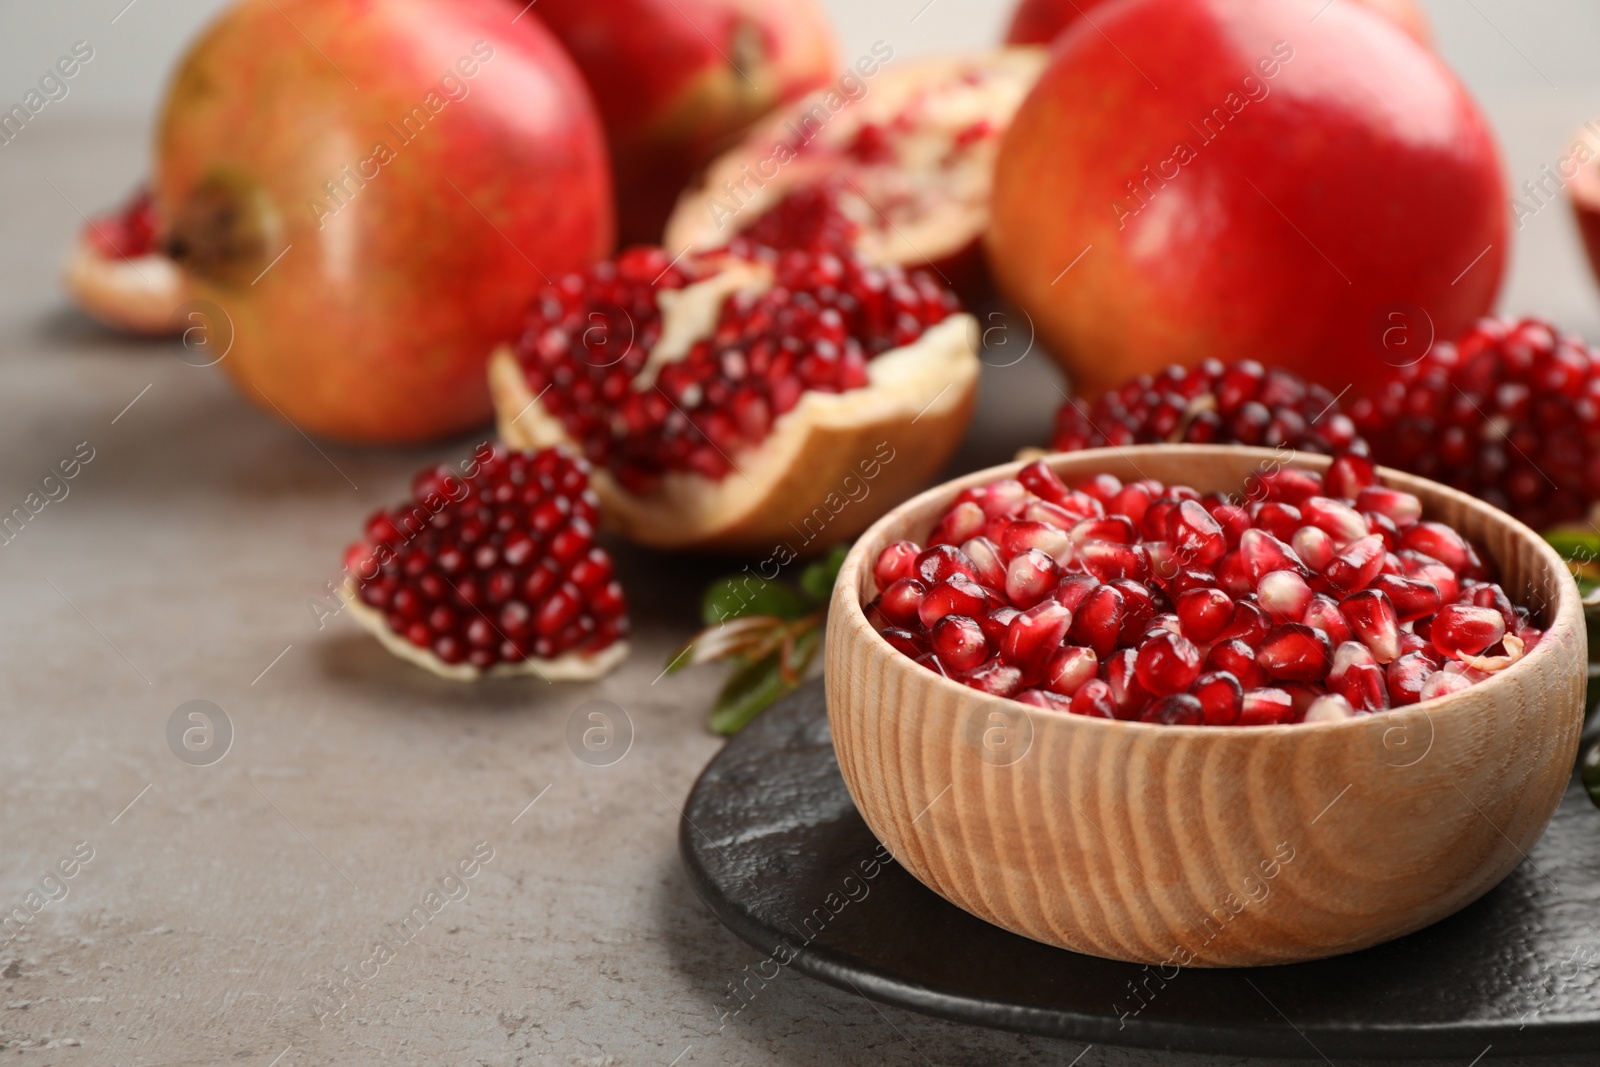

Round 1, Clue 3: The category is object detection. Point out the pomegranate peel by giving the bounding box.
[62,188,187,336]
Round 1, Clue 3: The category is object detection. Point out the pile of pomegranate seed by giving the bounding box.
[515,245,958,493]
[88,187,159,260]
[1051,360,1367,457]
[345,444,627,671]
[1352,317,1600,529]
[735,183,861,257]
[866,459,1543,725]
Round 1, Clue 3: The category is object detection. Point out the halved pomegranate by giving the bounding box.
[661,48,1047,295]
[62,186,187,335]
[488,244,978,552]
[341,443,628,681]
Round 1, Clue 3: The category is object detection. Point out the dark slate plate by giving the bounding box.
[679,679,1600,1060]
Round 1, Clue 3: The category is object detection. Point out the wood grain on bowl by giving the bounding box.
[825,446,1585,967]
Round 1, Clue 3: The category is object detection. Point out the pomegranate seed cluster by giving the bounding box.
[737,184,861,256]
[1352,317,1600,529]
[866,459,1543,725]
[90,188,159,260]
[346,445,627,671]
[515,245,957,493]
[1052,360,1366,457]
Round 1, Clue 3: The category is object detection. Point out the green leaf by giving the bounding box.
[709,652,791,735]
[799,545,850,603]
[700,576,811,626]
[1544,528,1600,562]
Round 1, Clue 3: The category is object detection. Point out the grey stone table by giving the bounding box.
[2,112,1598,1067]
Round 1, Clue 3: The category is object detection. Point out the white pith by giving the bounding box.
[340,580,628,683]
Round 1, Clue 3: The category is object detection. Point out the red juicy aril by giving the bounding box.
[1051,360,1366,457]
[1352,317,1600,529]
[663,49,1047,297]
[63,185,189,336]
[489,244,979,552]
[341,444,628,681]
[865,460,1543,725]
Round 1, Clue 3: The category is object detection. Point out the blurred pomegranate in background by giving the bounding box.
[158,0,613,444]
[531,0,837,245]
[987,0,1505,401]
[1004,0,1431,47]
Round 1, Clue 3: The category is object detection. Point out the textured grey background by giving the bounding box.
[1,1,1599,1065]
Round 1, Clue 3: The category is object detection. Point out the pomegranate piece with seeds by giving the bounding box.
[1352,316,1600,528]
[664,49,1049,295]
[63,185,190,336]
[1050,360,1369,457]
[492,244,980,552]
[341,444,628,681]
[869,459,1543,725]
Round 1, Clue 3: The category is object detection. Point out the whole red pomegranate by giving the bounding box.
[158,0,613,444]
[987,0,1505,400]
[1005,0,1432,48]
[531,0,836,245]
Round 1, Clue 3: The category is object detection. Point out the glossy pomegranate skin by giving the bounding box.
[158,0,613,443]
[1005,0,1431,48]
[988,0,1504,400]
[532,0,836,244]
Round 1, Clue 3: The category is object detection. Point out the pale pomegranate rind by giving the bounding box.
[340,579,628,682]
[62,237,187,336]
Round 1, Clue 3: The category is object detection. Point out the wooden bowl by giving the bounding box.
[825,446,1586,967]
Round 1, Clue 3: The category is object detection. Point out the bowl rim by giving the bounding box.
[832,444,1584,736]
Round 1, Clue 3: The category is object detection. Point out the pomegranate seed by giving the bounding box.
[1339,589,1400,663]
[1421,670,1474,701]
[1258,570,1314,623]
[1257,467,1323,506]
[1176,587,1233,642]
[1465,583,1519,629]
[919,574,990,630]
[978,480,1031,520]
[1105,648,1151,719]
[1070,678,1118,718]
[931,615,989,672]
[1239,687,1293,725]
[1018,460,1070,504]
[1332,660,1389,711]
[1432,604,1507,658]
[880,628,927,658]
[1321,535,1386,594]
[1324,454,1376,498]
[1068,583,1125,658]
[1386,652,1434,706]
[1300,496,1369,545]
[1370,574,1442,623]
[1355,487,1422,526]
[1070,515,1139,548]
[876,543,928,591]
[1257,623,1333,683]
[1191,671,1244,725]
[1291,525,1336,572]
[1217,599,1271,646]
[1239,529,1307,583]
[1253,502,1302,542]
[1301,594,1352,645]
[1169,567,1218,595]
[1110,578,1157,644]
[1006,549,1061,608]
[1042,646,1099,696]
[914,652,949,677]
[1209,641,1265,690]
[1166,499,1227,566]
[1055,574,1100,613]
[917,544,978,585]
[1303,694,1356,723]
[963,661,1023,697]
[962,537,1007,590]
[1136,631,1202,696]
[980,606,1020,647]
[1015,689,1073,712]
[1000,520,1070,562]
[1078,540,1151,583]
[1400,522,1470,572]
[1001,602,1072,680]
[1142,693,1204,725]
[877,578,926,628]
[932,501,987,546]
